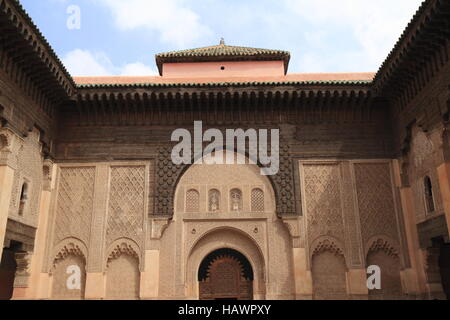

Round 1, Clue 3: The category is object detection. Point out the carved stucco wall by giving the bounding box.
[366,241,402,300]
[353,162,401,251]
[106,165,146,253]
[7,128,43,228]
[408,125,445,223]
[41,156,410,299]
[300,160,407,298]
[45,162,151,282]
[52,166,95,249]
[105,253,140,300]
[303,163,345,251]
[51,252,86,300]
[159,154,294,299]
[312,250,348,300]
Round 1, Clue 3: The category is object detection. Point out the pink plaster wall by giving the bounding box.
[162,60,285,78]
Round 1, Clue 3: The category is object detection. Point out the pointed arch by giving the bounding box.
[105,239,141,300]
[310,237,348,300]
[51,238,87,300]
[366,237,403,299]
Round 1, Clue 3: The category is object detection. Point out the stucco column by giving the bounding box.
[0,130,19,258]
[346,269,368,297]
[84,164,110,300]
[0,164,15,257]
[283,217,313,299]
[26,160,57,299]
[84,272,106,299]
[392,160,426,295]
[140,250,160,299]
[292,247,313,299]
[436,162,450,236]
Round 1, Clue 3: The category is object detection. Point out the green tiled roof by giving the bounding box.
[77,79,372,89]
[156,40,291,75]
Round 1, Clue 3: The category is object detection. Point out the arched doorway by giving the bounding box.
[438,243,450,300]
[0,241,22,300]
[367,250,402,300]
[198,248,253,300]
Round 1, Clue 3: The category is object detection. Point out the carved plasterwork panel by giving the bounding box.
[251,188,264,212]
[156,142,297,217]
[7,129,43,227]
[353,163,399,245]
[106,166,145,247]
[53,167,95,247]
[175,152,276,216]
[302,163,345,248]
[411,129,434,168]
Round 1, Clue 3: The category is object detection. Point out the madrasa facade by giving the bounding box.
[0,0,450,300]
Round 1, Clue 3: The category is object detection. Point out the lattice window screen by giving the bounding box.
[251,188,264,212]
[186,189,200,212]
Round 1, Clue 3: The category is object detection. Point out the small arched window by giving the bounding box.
[18,182,29,216]
[186,189,200,213]
[208,189,220,212]
[230,189,242,212]
[424,176,435,213]
[251,188,264,212]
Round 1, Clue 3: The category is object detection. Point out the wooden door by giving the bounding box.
[199,255,252,300]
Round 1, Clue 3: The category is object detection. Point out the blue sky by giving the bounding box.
[20,0,423,76]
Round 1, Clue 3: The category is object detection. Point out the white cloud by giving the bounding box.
[63,49,111,76]
[96,0,212,48]
[285,0,423,71]
[60,1,425,74]
[120,62,156,76]
[62,49,156,76]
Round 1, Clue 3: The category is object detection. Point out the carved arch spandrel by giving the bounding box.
[365,236,400,260]
[187,226,266,266]
[365,236,403,299]
[154,142,298,217]
[51,238,88,272]
[105,238,141,271]
[309,236,347,269]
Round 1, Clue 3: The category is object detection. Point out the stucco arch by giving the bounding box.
[309,235,347,269]
[171,146,281,217]
[365,235,402,266]
[185,227,266,300]
[104,237,141,271]
[174,150,276,217]
[51,237,88,272]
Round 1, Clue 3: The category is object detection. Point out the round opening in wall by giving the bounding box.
[220,66,225,70]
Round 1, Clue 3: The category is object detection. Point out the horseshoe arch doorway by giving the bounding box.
[198,248,253,300]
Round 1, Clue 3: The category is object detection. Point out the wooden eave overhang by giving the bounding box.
[373,0,450,106]
[0,0,76,101]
